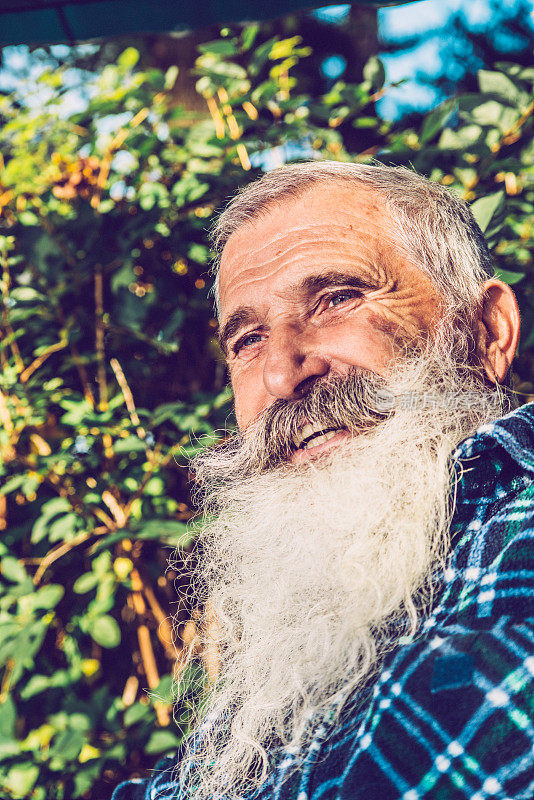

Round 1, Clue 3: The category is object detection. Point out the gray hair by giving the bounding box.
[210,161,494,319]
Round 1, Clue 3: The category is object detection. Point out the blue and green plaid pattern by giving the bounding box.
[112,403,534,800]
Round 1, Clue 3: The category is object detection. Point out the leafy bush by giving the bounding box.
[0,25,532,799]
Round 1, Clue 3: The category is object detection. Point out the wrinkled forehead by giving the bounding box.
[218,182,395,311]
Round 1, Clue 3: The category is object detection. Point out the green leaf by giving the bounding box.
[113,435,147,454]
[118,47,140,69]
[0,695,16,742]
[4,764,39,797]
[31,497,73,543]
[363,56,385,91]
[18,210,39,226]
[151,673,173,704]
[438,124,482,149]
[48,512,79,542]
[269,36,303,61]
[420,99,456,143]
[144,477,165,496]
[73,573,99,594]
[477,69,529,106]
[20,669,72,698]
[73,763,102,797]
[10,286,44,303]
[0,474,26,496]
[31,584,64,609]
[50,728,84,761]
[241,23,260,52]
[59,399,93,426]
[1,556,28,584]
[352,116,378,129]
[188,243,210,264]
[493,268,525,286]
[136,519,191,545]
[470,191,505,234]
[164,65,179,90]
[198,39,239,56]
[123,702,152,727]
[138,182,170,211]
[171,174,209,204]
[123,703,154,728]
[470,99,519,132]
[90,615,121,648]
[145,729,182,754]
[92,550,112,577]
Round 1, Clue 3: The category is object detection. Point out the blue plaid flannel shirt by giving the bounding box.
[112,402,534,800]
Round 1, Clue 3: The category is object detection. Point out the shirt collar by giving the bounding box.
[452,401,534,474]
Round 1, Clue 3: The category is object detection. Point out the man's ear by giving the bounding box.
[477,279,521,384]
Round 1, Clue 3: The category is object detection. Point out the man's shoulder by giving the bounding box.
[441,464,534,628]
[110,756,177,800]
[455,400,534,471]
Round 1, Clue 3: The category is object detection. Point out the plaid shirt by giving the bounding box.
[112,403,534,800]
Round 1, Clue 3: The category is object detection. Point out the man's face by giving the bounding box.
[218,182,444,462]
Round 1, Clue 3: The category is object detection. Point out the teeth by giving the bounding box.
[293,424,342,450]
[302,429,339,450]
[293,422,315,449]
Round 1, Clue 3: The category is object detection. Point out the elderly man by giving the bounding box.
[113,163,533,800]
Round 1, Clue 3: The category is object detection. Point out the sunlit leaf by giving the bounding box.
[470,191,505,234]
[90,615,121,648]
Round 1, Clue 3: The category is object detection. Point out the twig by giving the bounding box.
[205,95,225,139]
[0,658,14,703]
[0,494,6,532]
[63,338,95,408]
[236,144,251,171]
[503,98,534,143]
[137,624,170,725]
[0,245,25,374]
[94,265,108,411]
[136,566,177,660]
[110,358,147,441]
[122,674,139,707]
[0,316,25,374]
[0,389,13,434]
[101,489,127,528]
[33,530,92,585]
[20,339,67,383]
[131,568,171,725]
[90,504,118,530]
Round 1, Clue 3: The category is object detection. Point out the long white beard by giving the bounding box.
[176,336,507,800]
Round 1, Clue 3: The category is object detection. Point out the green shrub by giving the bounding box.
[0,26,532,799]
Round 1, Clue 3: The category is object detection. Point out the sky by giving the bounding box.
[377,0,534,118]
[315,0,534,119]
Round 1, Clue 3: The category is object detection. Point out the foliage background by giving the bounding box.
[0,7,533,799]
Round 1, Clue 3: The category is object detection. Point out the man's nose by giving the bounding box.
[262,323,329,400]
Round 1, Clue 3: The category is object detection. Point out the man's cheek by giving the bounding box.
[322,317,396,375]
[231,374,257,431]
[358,306,424,362]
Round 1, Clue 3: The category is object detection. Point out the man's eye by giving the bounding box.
[326,290,361,308]
[235,333,263,353]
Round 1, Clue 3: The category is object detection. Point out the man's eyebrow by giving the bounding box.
[219,306,259,354]
[293,270,378,296]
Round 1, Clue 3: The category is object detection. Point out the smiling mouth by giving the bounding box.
[293,423,346,451]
